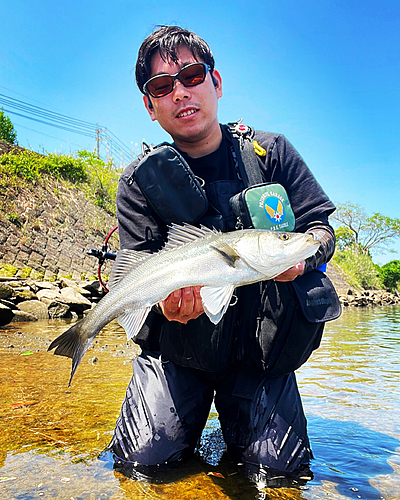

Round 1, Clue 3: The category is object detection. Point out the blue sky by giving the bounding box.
[1,0,399,263]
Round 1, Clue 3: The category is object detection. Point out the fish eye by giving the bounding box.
[279,233,290,241]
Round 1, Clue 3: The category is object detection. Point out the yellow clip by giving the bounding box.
[253,141,266,157]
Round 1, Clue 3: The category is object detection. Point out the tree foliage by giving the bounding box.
[332,202,400,255]
[379,260,400,292]
[0,108,17,144]
[334,225,355,251]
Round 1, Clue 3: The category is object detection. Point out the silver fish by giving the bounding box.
[48,224,319,384]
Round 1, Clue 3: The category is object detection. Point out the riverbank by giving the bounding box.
[1,266,399,326]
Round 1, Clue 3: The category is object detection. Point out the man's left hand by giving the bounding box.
[273,261,305,282]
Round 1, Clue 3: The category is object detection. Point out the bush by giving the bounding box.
[77,150,120,213]
[333,250,382,289]
[379,260,400,292]
[0,149,88,183]
[0,148,120,215]
[0,108,17,144]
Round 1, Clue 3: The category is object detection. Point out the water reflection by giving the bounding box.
[0,306,399,499]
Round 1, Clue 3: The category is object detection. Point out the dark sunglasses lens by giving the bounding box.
[147,75,173,98]
[179,64,206,86]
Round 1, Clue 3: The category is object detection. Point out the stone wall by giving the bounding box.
[0,141,118,281]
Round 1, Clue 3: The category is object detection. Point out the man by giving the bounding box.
[108,25,336,484]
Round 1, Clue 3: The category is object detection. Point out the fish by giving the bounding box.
[48,224,320,385]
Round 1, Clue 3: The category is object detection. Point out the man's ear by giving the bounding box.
[212,70,223,99]
[143,95,157,121]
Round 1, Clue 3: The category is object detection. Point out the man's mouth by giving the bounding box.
[176,109,198,118]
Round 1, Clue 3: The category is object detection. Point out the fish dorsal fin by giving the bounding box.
[200,284,235,325]
[163,223,217,251]
[118,307,152,342]
[108,249,149,289]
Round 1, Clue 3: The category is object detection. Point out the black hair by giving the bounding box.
[136,25,215,94]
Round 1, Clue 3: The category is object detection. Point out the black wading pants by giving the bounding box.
[108,350,311,478]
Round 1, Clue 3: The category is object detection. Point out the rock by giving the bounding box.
[0,298,16,309]
[37,288,64,302]
[18,300,49,320]
[47,301,70,319]
[0,302,14,326]
[11,310,38,322]
[14,289,38,302]
[338,288,400,307]
[0,283,13,300]
[60,277,91,296]
[34,281,60,290]
[59,287,92,313]
[81,280,103,296]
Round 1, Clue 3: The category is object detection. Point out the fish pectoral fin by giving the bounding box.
[200,285,235,324]
[118,307,152,342]
[211,244,240,267]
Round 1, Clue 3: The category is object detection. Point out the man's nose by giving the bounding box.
[173,80,190,102]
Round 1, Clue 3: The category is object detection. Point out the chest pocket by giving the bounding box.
[255,270,341,376]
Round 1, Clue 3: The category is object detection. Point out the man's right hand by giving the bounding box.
[160,286,204,324]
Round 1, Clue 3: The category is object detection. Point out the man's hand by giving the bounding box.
[160,286,204,324]
[273,261,305,282]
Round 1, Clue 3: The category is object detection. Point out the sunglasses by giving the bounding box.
[143,62,212,98]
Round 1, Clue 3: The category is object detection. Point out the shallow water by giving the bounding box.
[0,306,399,499]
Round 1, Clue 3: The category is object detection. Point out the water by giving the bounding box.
[0,306,399,499]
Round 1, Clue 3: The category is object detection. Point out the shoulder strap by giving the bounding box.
[225,121,264,187]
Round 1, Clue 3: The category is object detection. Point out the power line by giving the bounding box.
[13,121,85,149]
[0,93,133,166]
[0,94,97,131]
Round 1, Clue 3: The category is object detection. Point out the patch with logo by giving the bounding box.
[243,183,295,231]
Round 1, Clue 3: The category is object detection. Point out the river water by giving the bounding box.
[0,305,399,499]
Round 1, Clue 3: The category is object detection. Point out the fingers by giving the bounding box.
[273,261,305,282]
[160,286,204,324]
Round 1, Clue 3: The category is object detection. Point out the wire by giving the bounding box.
[0,93,133,166]
[13,121,87,149]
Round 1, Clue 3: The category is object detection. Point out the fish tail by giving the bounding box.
[48,319,91,386]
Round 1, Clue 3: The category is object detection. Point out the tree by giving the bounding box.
[0,108,17,144]
[380,260,400,292]
[335,225,355,251]
[331,202,400,255]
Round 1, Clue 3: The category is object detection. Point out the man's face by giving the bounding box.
[143,46,222,151]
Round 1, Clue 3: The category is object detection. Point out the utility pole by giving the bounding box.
[96,128,100,157]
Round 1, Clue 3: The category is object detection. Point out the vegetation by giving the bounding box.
[0,108,17,144]
[333,250,382,290]
[0,148,121,214]
[379,260,400,293]
[331,203,400,291]
[332,202,400,255]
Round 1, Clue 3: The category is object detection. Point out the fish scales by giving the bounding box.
[48,224,320,384]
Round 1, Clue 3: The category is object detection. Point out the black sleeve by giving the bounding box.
[116,162,167,251]
[255,132,336,270]
[255,132,336,230]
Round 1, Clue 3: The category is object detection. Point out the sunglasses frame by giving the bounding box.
[143,62,212,99]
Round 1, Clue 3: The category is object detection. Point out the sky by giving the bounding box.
[1,0,399,263]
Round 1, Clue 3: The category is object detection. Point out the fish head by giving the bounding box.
[233,229,320,278]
